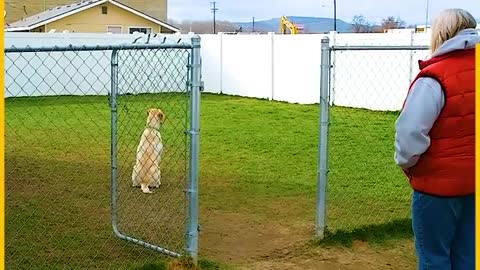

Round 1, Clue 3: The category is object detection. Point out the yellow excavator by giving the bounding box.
[280,16,302,34]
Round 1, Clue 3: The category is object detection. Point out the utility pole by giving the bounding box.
[333,0,337,32]
[252,17,255,32]
[211,1,218,34]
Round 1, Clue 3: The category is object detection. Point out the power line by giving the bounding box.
[211,1,218,34]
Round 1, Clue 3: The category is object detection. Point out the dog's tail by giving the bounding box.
[140,183,152,194]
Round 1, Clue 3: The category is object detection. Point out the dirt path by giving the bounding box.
[238,241,416,270]
[199,211,417,270]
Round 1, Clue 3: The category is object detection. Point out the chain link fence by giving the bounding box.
[5,37,201,269]
[316,38,431,238]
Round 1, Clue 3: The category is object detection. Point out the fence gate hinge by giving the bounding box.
[185,188,198,193]
[184,129,200,135]
[190,63,201,69]
[188,81,204,92]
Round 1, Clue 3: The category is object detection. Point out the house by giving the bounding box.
[4,0,168,25]
[5,0,179,34]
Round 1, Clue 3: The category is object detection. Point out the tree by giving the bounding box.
[351,15,372,33]
[381,16,406,31]
[370,25,384,33]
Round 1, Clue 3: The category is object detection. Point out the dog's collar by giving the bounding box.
[146,125,161,132]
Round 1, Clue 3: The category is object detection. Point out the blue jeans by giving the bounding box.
[412,191,475,270]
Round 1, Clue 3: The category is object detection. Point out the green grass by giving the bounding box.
[5,93,412,269]
[131,259,229,270]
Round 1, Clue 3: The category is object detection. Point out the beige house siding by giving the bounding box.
[119,0,167,21]
[31,25,47,32]
[39,2,173,33]
[5,0,167,25]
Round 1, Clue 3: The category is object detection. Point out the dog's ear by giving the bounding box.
[158,110,166,124]
[147,108,155,117]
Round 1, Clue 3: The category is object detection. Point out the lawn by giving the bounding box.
[5,93,414,269]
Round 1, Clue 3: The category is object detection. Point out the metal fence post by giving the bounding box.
[316,37,331,240]
[110,49,120,235]
[269,31,275,101]
[408,31,415,84]
[187,36,201,264]
[219,32,224,94]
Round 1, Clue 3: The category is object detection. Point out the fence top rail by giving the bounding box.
[331,45,430,51]
[4,43,196,53]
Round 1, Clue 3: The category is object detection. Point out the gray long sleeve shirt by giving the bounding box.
[394,29,480,169]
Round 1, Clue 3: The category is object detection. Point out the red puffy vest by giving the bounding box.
[403,49,475,197]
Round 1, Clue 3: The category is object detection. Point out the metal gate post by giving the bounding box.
[316,37,331,240]
[110,49,120,236]
[186,36,202,264]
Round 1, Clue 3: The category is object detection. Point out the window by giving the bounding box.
[101,6,107,14]
[129,27,152,34]
[107,26,122,34]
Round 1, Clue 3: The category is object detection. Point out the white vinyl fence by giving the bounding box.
[5,31,433,110]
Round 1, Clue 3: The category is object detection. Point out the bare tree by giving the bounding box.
[381,16,406,31]
[351,15,372,33]
[370,25,384,33]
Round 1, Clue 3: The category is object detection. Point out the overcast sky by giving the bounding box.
[168,0,480,24]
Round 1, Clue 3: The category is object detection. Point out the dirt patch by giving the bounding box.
[199,211,311,263]
[240,240,417,270]
[199,211,417,269]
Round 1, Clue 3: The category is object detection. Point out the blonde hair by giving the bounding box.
[430,9,477,52]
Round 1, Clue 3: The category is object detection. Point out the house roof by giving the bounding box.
[6,0,180,32]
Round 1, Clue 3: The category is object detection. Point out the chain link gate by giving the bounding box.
[316,37,430,239]
[110,39,201,260]
[5,36,201,268]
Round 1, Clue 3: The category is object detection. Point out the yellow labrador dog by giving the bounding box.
[132,108,166,194]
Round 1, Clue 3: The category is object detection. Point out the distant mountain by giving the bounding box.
[235,16,352,33]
